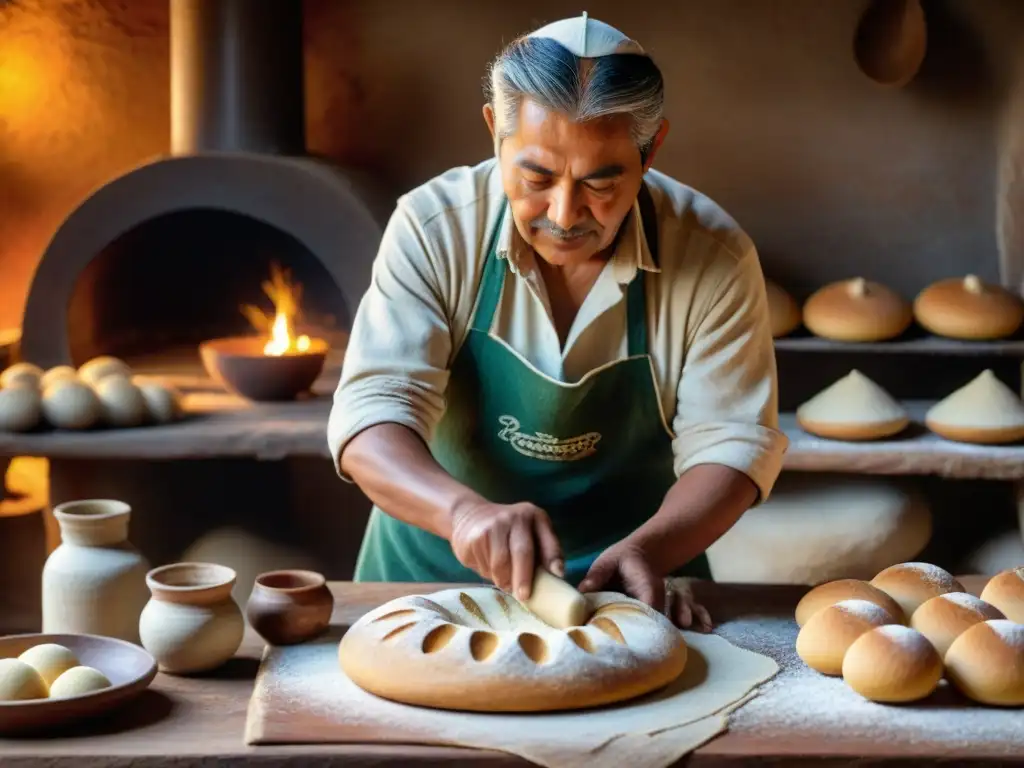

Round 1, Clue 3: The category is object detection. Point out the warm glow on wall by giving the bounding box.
[0,14,73,138]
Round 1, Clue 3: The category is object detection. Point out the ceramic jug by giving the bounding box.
[41,499,151,643]
[139,562,245,674]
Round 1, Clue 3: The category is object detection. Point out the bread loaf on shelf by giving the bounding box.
[913,275,1024,340]
[802,278,912,342]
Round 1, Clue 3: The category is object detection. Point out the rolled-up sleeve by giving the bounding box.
[671,247,789,503]
[327,201,453,480]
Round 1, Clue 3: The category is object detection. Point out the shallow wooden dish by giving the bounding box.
[0,632,158,735]
[199,336,328,402]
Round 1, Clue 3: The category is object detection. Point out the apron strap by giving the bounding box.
[471,183,659,350]
[470,203,509,333]
[627,181,658,356]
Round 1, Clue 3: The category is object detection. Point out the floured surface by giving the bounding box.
[247,627,778,768]
[715,617,1024,757]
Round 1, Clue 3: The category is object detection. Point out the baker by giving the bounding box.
[328,13,788,630]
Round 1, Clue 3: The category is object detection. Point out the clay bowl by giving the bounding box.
[199,336,328,402]
[246,570,334,645]
[0,632,157,735]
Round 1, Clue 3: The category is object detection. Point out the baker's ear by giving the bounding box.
[483,103,497,141]
[643,119,670,171]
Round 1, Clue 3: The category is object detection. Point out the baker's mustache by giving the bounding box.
[529,217,599,240]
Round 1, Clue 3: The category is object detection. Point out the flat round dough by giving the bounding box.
[338,587,687,712]
[913,275,1024,340]
[706,473,932,586]
[796,370,908,440]
[803,278,912,342]
[925,370,1024,444]
[765,279,802,338]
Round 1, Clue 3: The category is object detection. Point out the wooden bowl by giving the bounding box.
[199,336,328,402]
[0,633,157,734]
[246,570,334,646]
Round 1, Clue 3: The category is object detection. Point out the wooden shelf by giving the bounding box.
[1,395,1023,480]
[774,334,1024,356]
[781,401,1024,480]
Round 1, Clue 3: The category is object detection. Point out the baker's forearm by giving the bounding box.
[627,464,758,576]
[339,423,487,539]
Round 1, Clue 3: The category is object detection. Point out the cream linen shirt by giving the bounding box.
[328,158,788,501]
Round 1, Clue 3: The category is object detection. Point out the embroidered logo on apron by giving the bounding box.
[497,415,601,462]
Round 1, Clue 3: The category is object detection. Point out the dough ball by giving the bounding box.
[17,643,80,688]
[802,277,913,342]
[979,567,1024,623]
[0,362,43,390]
[796,599,898,676]
[95,376,147,428]
[765,279,802,338]
[842,624,943,703]
[40,365,79,390]
[913,275,1024,341]
[795,578,906,627]
[706,473,932,586]
[41,379,101,430]
[870,562,964,619]
[909,592,1005,659]
[945,620,1024,706]
[133,377,184,424]
[0,386,42,432]
[78,356,131,387]
[0,657,48,701]
[522,567,591,628]
[47,665,111,698]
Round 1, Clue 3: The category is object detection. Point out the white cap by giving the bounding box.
[527,12,646,58]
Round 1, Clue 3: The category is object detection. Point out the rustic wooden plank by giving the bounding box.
[774,334,1024,356]
[0,579,999,768]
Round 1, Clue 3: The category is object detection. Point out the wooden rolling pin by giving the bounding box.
[522,567,593,628]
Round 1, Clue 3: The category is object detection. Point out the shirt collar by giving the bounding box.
[494,196,660,283]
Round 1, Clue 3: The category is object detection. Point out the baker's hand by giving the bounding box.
[449,501,564,600]
[577,543,713,632]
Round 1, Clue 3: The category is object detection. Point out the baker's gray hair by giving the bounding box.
[485,35,665,161]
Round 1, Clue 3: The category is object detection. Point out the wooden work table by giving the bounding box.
[0,576,1011,767]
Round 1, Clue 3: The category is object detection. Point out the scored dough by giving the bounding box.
[523,568,592,629]
[796,370,908,440]
[925,370,1024,444]
[338,587,687,713]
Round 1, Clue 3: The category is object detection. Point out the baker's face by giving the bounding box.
[485,98,667,267]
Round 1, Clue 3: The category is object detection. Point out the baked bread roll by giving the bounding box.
[944,620,1024,706]
[803,278,913,342]
[338,587,687,712]
[796,370,908,440]
[870,562,964,618]
[795,578,906,627]
[909,592,1005,658]
[925,370,1024,444]
[842,625,943,702]
[795,599,897,676]
[979,567,1024,623]
[913,275,1024,340]
[766,279,802,338]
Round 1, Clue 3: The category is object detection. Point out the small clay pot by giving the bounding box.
[246,570,333,645]
[199,336,328,402]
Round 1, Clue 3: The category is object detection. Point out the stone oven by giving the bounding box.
[18,0,391,370]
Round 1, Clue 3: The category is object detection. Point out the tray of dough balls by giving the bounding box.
[715,562,1024,757]
[0,633,158,734]
[0,356,184,434]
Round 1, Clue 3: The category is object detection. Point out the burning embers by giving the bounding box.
[200,264,329,402]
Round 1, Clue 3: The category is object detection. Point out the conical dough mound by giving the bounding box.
[926,370,1024,444]
[797,370,908,441]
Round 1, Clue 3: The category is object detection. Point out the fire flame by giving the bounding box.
[240,263,313,356]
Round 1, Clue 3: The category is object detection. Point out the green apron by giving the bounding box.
[353,184,712,585]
